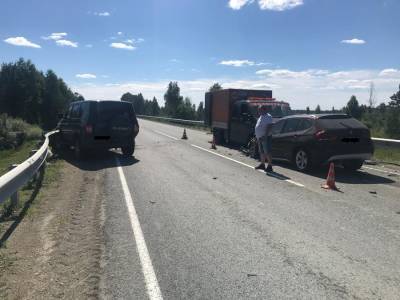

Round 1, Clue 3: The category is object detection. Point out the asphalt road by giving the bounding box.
[100,119,400,299]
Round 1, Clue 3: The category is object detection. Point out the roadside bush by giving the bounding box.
[0,114,42,150]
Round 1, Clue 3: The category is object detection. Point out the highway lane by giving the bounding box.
[100,119,400,299]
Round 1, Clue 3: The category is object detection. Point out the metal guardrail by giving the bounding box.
[138,115,400,148]
[137,115,205,126]
[0,130,58,205]
[371,137,400,149]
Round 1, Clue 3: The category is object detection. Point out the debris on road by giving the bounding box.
[369,191,377,194]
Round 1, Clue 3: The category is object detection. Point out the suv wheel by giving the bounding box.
[122,141,135,157]
[294,148,311,171]
[343,159,364,171]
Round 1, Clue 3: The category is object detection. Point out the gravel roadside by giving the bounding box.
[0,157,105,299]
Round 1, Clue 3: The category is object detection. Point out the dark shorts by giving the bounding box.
[258,135,272,155]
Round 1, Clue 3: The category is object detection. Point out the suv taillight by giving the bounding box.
[85,124,93,134]
[315,130,336,141]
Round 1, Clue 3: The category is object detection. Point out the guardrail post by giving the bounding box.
[28,150,39,187]
[8,164,19,209]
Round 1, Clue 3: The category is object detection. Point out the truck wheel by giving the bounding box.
[213,129,224,145]
[343,160,363,171]
[249,138,259,159]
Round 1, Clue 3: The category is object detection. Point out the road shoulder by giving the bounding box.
[0,158,105,299]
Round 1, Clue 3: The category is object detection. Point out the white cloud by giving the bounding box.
[258,0,303,11]
[137,38,145,43]
[229,0,253,10]
[379,68,400,77]
[125,39,134,44]
[4,36,41,48]
[220,60,270,67]
[42,32,67,40]
[220,60,255,67]
[170,58,182,63]
[85,44,93,48]
[256,68,319,78]
[72,68,400,110]
[94,12,110,17]
[76,73,97,79]
[56,39,78,47]
[228,0,303,11]
[341,38,366,45]
[117,32,123,35]
[110,42,135,50]
[344,79,360,84]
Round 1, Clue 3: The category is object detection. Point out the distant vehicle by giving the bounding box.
[57,100,139,159]
[249,114,374,171]
[205,89,290,145]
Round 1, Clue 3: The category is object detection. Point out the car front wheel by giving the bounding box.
[294,148,311,171]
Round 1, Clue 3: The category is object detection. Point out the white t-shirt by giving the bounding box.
[255,113,273,138]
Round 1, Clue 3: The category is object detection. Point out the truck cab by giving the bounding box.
[205,89,290,146]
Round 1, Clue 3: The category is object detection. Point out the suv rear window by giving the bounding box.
[96,102,135,122]
[317,117,366,129]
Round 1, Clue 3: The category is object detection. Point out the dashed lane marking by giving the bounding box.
[152,129,179,140]
[363,166,399,176]
[116,157,163,300]
[151,128,305,188]
[190,144,305,188]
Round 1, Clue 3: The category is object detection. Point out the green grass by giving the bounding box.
[24,158,62,219]
[373,146,400,164]
[0,152,63,223]
[0,140,39,176]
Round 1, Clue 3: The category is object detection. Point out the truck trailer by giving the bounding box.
[204,89,290,145]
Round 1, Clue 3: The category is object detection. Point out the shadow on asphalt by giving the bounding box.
[55,148,139,171]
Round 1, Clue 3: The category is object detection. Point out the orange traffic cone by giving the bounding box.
[211,135,217,150]
[322,162,338,190]
[181,128,188,140]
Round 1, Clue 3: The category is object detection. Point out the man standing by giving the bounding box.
[254,105,273,172]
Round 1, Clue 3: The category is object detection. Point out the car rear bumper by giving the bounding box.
[81,138,134,150]
[310,139,374,165]
[326,152,372,163]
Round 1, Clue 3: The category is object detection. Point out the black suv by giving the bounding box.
[57,100,139,158]
[259,114,373,171]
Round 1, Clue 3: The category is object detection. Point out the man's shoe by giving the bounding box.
[255,163,265,170]
[266,165,273,173]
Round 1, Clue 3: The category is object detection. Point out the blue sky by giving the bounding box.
[1,0,400,109]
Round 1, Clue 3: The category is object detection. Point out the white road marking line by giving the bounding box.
[115,157,163,300]
[363,166,399,176]
[190,144,305,188]
[153,129,179,140]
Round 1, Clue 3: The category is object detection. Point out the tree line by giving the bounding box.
[0,58,84,130]
[119,81,222,121]
[1,58,399,139]
[300,85,400,139]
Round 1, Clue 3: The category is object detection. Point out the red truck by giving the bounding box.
[204,89,290,146]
